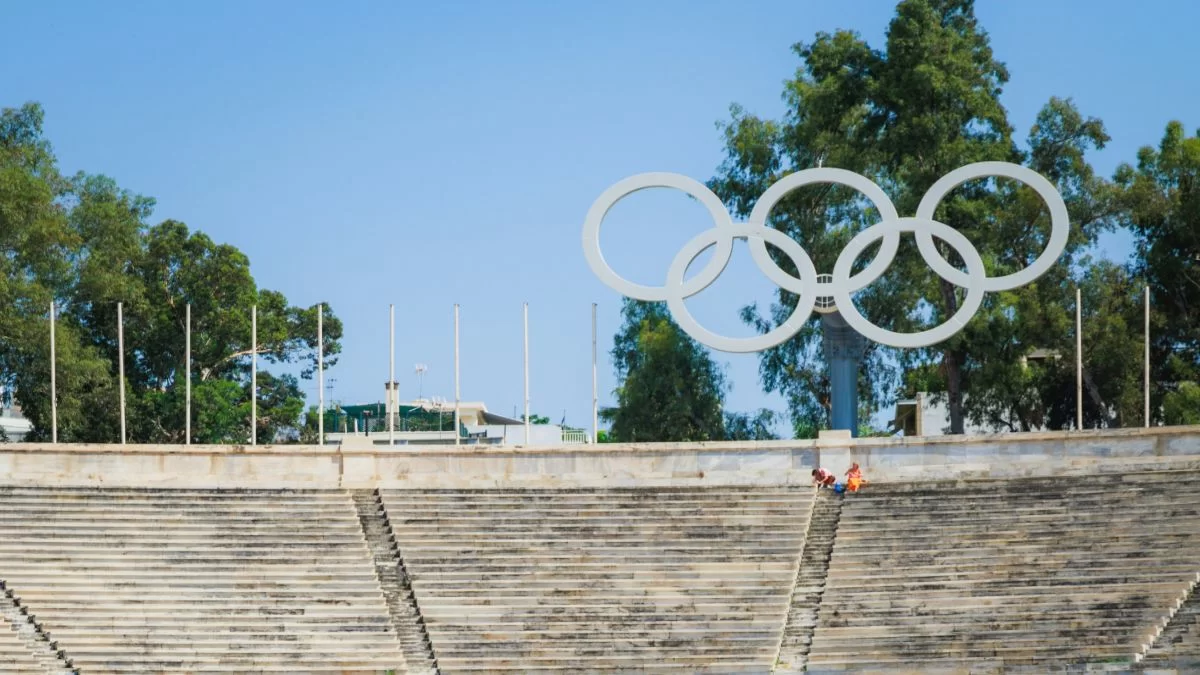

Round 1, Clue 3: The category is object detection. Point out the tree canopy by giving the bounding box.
[707,0,1131,436]
[601,0,1197,440]
[1118,122,1200,424]
[601,299,778,443]
[0,102,341,443]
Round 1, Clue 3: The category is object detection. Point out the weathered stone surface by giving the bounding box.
[0,487,407,673]
[0,606,57,673]
[0,428,1198,671]
[383,487,814,673]
[0,425,1197,489]
[807,471,1200,670]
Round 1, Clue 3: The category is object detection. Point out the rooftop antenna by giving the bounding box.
[414,363,427,401]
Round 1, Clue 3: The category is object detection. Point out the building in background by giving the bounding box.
[891,393,996,437]
[0,386,32,442]
[326,396,588,446]
[892,350,1062,437]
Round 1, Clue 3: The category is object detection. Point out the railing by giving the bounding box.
[562,430,588,444]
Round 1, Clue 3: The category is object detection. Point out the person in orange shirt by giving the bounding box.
[845,462,868,493]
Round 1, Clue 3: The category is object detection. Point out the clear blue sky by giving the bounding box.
[3,0,1197,433]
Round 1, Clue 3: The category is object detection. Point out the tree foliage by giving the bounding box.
[1118,121,1200,423]
[723,409,781,441]
[0,102,341,443]
[710,0,1116,435]
[602,300,726,442]
[601,299,780,442]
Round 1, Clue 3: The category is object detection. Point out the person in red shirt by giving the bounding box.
[812,467,836,489]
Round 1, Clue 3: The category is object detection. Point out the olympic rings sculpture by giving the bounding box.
[582,162,1069,352]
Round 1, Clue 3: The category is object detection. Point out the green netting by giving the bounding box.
[322,402,460,434]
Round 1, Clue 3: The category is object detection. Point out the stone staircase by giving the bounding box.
[806,470,1200,671]
[0,582,75,674]
[353,489,440,674]
[774,489,843,672]
[382,487,814,673]
[1,596,61,674]
[1139,577,1200,671]
[0,487,407,673]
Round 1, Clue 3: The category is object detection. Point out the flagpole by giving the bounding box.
[389,303,396,446]
[118,302,126,444]
[186,304,191,444]
[454,304,461,446]
[591,302,598,444]
[251,304,257,445]
[318,304,324,446]
[1144,285,1150,427]
[50,301,57,443]
[1075,287,1083,430]
[524,302,530,445]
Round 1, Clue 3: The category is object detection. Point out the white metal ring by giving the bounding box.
[746,167,901,292]
[914,161,1070,292]
[664,224,818,353]
[583,162,1067,351]
[831,217,987,349]
[582,172,735,302]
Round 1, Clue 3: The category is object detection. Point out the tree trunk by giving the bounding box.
[1081,368,1112,428]
[943,348,965,434]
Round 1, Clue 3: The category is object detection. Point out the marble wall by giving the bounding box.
[0,426,1198,489]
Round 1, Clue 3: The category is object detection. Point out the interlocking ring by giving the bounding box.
[582,173,735,303]
[582,162,1069,352]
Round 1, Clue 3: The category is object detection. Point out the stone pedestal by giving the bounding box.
[821,311,868,437]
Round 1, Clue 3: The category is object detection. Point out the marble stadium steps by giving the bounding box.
[774,489,843,673]
[0,610,48,674]
[1140,584,1200,670]
[382,487,815,673]
[0,487,407,674]
[806,471,1200,671]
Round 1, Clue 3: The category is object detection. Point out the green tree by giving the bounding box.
[602,300,726,442]
[0,102,343,443]
[1117,121,1200,423]
[0,102,96,441]
[520,413,550,425]
[710,0,1113,435]
[933,100,1118,432]
[1164,383,1200,426]
[602,300,783,442]
[298,405,321,444]
[723,409,780,441]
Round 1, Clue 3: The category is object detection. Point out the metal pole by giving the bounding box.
[524,302,530,445]
[389,303,395,446]
[50,301,57,444]
[186,303,191,445]
[118,302,126,445]
[1144,285,1150,428]
[454,304,460,446]
[251,304,257,445]
[591,302,598,444]
[318,304,324,446]
[1075,287,1083,431]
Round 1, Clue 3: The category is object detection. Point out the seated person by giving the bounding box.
[845,462,868,493]
[812,467,836,488]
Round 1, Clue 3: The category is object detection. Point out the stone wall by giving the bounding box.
[0,425,1198,489]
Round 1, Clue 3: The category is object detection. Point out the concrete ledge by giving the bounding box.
[0,425,1195,488]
